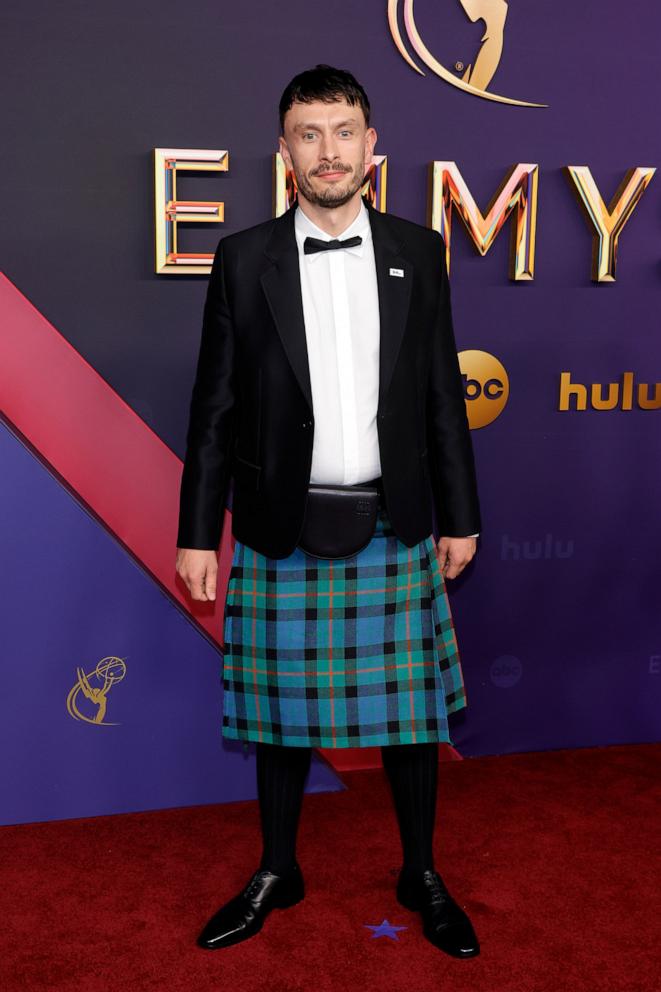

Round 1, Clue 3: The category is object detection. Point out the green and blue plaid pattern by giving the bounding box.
[221,503,467,748]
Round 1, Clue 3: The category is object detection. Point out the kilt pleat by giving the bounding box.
[220,502,467,748]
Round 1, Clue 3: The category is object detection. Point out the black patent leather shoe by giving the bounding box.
[197,862,305,950]
[396,867,480,958]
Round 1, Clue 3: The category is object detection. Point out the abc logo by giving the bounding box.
[458,350,509,428]
[490,655,523,688]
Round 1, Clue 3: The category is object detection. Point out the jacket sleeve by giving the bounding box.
[426,233,482,538]
[176,237,237,550]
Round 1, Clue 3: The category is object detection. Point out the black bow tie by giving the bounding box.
[303,235,362,255]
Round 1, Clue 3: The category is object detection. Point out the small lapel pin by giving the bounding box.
[389,267,405,278]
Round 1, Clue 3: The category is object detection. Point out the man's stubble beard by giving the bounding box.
[294,159,366,209]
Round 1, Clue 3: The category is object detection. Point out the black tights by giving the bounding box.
[255,740,438,876]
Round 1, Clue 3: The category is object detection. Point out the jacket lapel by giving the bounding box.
[260,195,414,416]
[364,197,414,413]
[260,203,313,411]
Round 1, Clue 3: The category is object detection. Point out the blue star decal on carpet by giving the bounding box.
[364,918,408,941]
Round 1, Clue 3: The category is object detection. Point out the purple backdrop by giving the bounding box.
[1,0,659,825]
[0,420,344,825]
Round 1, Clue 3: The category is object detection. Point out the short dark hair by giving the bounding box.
[278,64,371,133]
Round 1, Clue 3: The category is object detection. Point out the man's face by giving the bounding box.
[279,97,377,209]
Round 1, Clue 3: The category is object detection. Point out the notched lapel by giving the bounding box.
[260,206,313,413]
[367,201,414,411]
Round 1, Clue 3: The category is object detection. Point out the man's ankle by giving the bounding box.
[401,863,436,879]
[259,858,297,876]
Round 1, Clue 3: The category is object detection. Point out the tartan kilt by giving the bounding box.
[220,498,467,748]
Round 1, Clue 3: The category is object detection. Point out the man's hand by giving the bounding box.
[176,548,219,602]
[433,535,477,580]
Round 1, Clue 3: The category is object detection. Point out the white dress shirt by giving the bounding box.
[294,198,380,485]
[293,198,479,539]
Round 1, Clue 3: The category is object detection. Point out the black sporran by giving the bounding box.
[297,480,381,559]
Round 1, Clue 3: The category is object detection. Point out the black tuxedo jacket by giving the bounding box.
[176,195,481,558]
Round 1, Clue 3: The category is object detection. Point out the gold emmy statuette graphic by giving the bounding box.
[459,349,509,428]
[388,0,548,107]
[66,656,127,726]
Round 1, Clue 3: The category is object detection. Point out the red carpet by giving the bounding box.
[2,742,659,992]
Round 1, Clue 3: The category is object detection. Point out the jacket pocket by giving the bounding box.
[232,451,261,491]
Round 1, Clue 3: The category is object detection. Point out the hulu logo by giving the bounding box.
[559,372,661,411]
[501,534,574,561]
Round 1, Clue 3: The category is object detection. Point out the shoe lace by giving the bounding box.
[243,871,269,899]
[423,871,449,906]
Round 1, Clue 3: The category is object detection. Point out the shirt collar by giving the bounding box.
[294,197,371,260]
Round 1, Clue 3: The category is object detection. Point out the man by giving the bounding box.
[176,64,482,959]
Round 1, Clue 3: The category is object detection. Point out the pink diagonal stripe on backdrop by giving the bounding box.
[0,271,233,645]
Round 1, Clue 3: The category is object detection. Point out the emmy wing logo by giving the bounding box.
[66,656,127,726]
[388,0,547,107]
